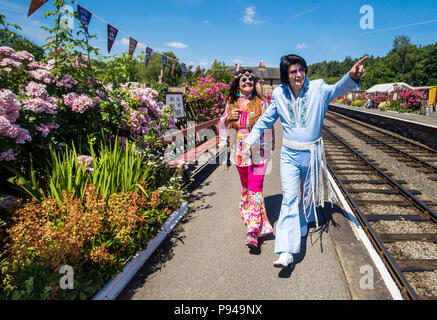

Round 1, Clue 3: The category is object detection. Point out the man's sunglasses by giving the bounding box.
[241,76,254,82]
[288,67,305,76]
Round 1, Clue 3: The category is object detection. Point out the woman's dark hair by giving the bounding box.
[279,54,308,85]
[227,68,262,104]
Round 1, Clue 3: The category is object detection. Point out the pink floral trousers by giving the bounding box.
[237,164,273,236]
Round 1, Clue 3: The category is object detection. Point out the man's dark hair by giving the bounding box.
[279,54,308,85]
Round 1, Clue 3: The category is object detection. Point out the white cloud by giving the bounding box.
[120,38,130,46]
[242,6,265,25]
[233,59,244,64]
[199,61,209,67]
[119,38,148,49]
[203,20,210,24]
[296,43,308,49]
[164,42,188,49]
[138,42,147,49]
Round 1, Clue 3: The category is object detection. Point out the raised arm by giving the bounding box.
[322,56,368,103]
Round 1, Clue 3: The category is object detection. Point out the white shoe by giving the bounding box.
[273,253,293,268]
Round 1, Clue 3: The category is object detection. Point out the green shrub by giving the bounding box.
[351,100,365,107]
[378,101,390,111]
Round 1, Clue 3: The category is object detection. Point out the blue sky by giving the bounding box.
[2,0,437,68]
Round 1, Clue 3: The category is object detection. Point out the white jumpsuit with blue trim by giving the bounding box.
[245,73,360,254]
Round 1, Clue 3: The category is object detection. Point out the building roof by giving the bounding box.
[226,66,280,80]
[366,82,414,93]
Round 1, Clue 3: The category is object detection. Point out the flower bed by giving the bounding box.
[333,86,427,114]
[0,44,184,300]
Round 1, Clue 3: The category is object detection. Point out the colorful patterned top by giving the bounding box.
[217,96,274,167]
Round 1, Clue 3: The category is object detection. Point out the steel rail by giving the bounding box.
[327,109,437,154]
[323,126,437,300]
[325,113,437,175]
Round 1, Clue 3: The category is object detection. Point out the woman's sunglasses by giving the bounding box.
[288,67,305,76]
[241,76,254,82]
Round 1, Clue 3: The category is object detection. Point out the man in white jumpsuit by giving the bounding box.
[245,54,367,267]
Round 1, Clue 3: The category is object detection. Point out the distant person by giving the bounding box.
[365,99,372,109]
[244,54,367,267]
[216,69,275,250]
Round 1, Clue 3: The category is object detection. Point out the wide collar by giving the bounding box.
[282,76,310,102]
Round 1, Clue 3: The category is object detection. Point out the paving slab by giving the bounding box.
[118,122,392,300]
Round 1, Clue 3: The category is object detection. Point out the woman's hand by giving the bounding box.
[227,108,240,121]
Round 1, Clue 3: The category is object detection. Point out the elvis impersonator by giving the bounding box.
[244,54,367,268]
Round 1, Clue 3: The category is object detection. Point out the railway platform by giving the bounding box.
[117,121,396,301]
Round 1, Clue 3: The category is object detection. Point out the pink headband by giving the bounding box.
[234,71,255,79]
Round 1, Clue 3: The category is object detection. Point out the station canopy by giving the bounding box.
[366,82,414,94]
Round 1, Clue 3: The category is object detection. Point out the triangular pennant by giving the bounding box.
[129,37,138,57]
[107,24,118,54]
[77,5,92,37]
[145,47,153,68]
[28,0,49,17]
[187,65,193,72]
[181,63,187,79]
[162,55,167,71]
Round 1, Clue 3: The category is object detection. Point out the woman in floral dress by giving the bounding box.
[217,69,275,249]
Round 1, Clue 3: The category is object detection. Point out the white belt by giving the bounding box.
[282,137,322,151]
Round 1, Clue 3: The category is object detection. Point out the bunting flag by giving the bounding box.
[181,63,187,79]
[162,55,167,71]
[129,37,138,56]
[171,60,176,77]
[28,0,49,17]
[145,47,153,68]
[77,4,92,37]
[107,24,118,54]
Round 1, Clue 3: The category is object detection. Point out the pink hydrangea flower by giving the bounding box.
[56,74,78,89]
[29,68,55,84]
[0,46,14,57]
[0,149,16,162]
[20,82,48,98]
[0,116,32,144]
[63,93,96,113]
[34,121,60,137]
[0,89,21,122]
[0,57,22,69]
[22,96,58,114]
[13,51,35,63]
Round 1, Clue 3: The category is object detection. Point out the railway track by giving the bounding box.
[322,126,437,300]
[325,111,437,181]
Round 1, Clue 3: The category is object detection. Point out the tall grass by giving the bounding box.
[44,137,158,202]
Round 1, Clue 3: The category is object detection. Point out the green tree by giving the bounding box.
[388,35,416,75]
[0,14,45,60]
